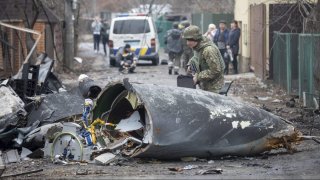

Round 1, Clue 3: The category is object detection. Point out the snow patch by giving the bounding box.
[226,113,237,118]
[232,121,239,128]
[240,121,251,129]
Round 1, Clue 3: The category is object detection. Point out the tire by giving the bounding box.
[152,56,159,66]
[109,58,115,67]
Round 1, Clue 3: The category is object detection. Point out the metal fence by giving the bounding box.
[155,18,172,48]
[273,32,320,107]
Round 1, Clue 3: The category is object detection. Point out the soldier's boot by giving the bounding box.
[168,61,173,75]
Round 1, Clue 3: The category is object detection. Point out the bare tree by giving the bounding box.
[95,0,234,14]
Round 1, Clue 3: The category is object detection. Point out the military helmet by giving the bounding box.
[182,25,202,40]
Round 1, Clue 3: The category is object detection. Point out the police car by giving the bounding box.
[108,13,160,66]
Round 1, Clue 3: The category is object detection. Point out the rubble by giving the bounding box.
[26,90,84,126]
[23,123,63,150]
[94,153,117,165]
[0,82,27,134]
[180,157,197,162]
[3,149,20,164]
[196,168,223,175]
[20,147,32,160]
[1,169,43,178]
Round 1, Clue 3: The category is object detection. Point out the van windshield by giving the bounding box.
[113,19,150,34]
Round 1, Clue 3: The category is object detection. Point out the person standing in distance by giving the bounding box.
[91,16,102,53]
[213,20,229,75]
[227,20,241,74]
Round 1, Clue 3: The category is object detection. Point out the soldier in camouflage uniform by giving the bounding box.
[182,25,225,93]
[179,21,194,72]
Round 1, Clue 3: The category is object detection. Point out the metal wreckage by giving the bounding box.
[0,23,310,173]
[1,72,305,165]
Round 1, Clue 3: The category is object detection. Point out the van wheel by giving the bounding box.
[152,57,159,66]
[110,58,115,67]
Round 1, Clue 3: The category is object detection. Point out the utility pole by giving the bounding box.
[64,0,74,70]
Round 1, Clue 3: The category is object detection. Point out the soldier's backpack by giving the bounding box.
[170,29,181,40]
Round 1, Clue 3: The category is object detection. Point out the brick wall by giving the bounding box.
[33,22,46,53]
[0,22,46,76]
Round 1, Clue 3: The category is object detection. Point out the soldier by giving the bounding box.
[182,25,225,93]
[179,21,194,72]
[165,22,183,75]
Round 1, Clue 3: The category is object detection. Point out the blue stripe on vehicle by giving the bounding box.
[146,48,152,55]
[135,48,140,55]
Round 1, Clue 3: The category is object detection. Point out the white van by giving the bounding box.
[108,14,160,66]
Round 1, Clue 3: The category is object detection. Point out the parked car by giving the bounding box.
[108,14,160,66]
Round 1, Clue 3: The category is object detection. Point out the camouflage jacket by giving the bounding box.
[189,36,225,93]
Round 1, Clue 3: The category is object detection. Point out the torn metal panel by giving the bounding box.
[23,123,63,150]
[94,153,116,165]
[93,81,302,159]
[26,89,84,126]
[115,111,143,132]
[3,149,20,164]
[0,84,27,132]
[44,123,97,163]
[20,147,32,160]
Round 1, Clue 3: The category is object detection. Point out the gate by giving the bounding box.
[250,4,266,80]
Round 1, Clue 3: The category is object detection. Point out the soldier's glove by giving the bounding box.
[186,65,192,75]
[193,75,198,85]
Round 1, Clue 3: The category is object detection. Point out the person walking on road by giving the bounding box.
[165,22,183,75]
[100,20,109,56]
[227,20,241,74]
[91,16,102,53]
[183,25,225,93]
[213,20,229,75]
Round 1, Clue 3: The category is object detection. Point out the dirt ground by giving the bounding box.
[2,43,320,179]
